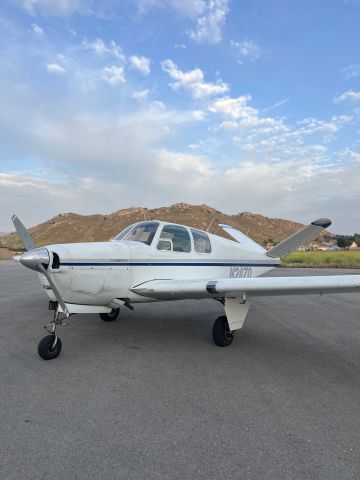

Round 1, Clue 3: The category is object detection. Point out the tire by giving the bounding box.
[99,308,120,322]
[212,316,233,347]
[38,335,62,360]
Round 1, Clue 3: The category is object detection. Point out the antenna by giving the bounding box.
[206,217,216,232]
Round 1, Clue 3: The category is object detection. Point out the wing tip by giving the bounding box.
[311,218,332,228]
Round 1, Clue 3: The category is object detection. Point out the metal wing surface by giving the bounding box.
[131,275,360,300]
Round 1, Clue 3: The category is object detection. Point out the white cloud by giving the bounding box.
[132,89,150,100]
[129,55,151,75]
[46,63,66,74]
[82,38,125,61]
[30,23,44,36]
[0,79,359,234]
[262,98,290,113]
[101,66,125,85]
[342,64,360,80]
[209,95,287,133]
[82,38,108,55]
[209,95,257,119]
[9,0,91,16]
[230,39,263,63]
[161,59,228,99]
[189,0,229,45]
[334,90,360,103]
[136,0,205,18]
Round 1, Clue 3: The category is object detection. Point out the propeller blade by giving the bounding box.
[37,263,70,317]
[12,214,35,252]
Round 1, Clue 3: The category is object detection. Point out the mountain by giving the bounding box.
[0,203,310,253]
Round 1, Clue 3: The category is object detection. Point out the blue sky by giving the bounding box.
[0,0,359,233]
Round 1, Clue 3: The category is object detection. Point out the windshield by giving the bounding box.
[113,224,136,241]
[117,221,160,245]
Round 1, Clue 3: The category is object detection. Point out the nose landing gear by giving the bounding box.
[38,310,68,360]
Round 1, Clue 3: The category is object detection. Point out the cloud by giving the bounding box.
[334,90,360,103]
[30,23,44,36]
[46,63,66,74]
[342,64,360,80]
[82,38,125,60]
[8,0,92,16]
[0,77,359,234]
[230,39,263,64]
[129,55,151,75]
[101,66,125,85]
[136,0,205,18]
[262,98,290,113]
[189,0,229,45]
[161,59,228,99]
[132,89,150,100]
[209,95,287,132]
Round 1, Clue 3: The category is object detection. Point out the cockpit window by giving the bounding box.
[191,229,211,253]
[121,221,159,245]
[113,224,136,241]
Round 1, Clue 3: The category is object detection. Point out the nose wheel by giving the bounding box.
[212,315,234,347]
[38,334,62,360]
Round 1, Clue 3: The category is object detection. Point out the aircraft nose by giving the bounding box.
[20,247,50,272]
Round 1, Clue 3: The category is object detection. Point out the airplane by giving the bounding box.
[11,214,360,360]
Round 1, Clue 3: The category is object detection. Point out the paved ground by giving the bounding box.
[1,262,360,480]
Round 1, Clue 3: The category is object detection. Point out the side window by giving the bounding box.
[191,229,211,253]
[158,225,191,252]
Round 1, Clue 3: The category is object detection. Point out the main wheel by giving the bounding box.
[99,308,120,322]
[38,335,62,360]
[212,316,233,347]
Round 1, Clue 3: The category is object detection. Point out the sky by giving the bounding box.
[0,0,359,234]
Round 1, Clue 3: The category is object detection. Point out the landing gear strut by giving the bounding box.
[38,310,67,360]
[212,315,234,347]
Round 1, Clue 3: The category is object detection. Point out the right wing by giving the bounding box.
[131,275,360,300]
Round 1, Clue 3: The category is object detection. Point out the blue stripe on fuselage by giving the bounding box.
[60,261,279,267]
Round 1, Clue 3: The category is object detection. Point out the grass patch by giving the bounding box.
[282,251,360,268]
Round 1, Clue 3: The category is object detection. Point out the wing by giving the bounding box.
[131,275,360,300]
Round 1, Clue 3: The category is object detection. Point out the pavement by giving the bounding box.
[1,261,360,480]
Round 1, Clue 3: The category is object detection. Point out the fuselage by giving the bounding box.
[35,220,280,307]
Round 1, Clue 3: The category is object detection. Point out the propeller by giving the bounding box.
[12,215,69,317]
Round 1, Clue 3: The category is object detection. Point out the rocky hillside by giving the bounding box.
[1,203,315,252]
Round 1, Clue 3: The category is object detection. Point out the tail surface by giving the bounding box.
[266,218,331,259]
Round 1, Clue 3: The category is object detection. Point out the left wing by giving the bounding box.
[131,275,360,300]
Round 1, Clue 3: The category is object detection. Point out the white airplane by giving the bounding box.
[11,215,360,360]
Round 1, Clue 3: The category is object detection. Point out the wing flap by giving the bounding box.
[131,275,360,300]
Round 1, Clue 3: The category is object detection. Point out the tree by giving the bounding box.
[337,236,353,249]
[354,233,360,247]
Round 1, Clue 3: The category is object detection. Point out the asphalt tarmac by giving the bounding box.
[1,262,360,480]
